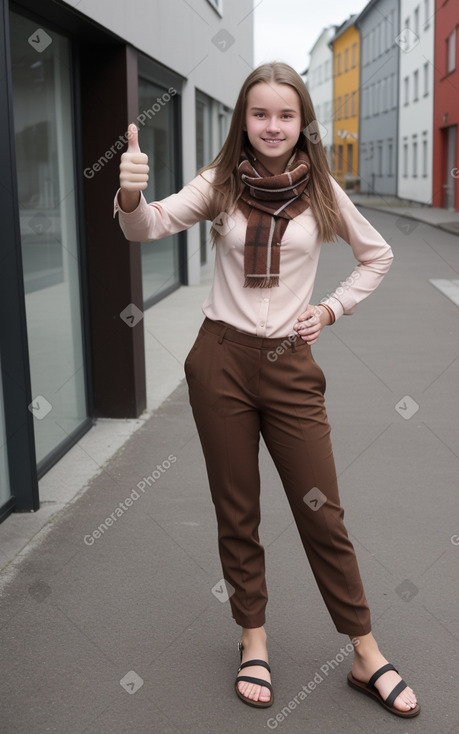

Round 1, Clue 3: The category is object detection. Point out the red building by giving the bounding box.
[432,0,459,210]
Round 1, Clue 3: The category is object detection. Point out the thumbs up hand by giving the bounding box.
[119,124,149,211]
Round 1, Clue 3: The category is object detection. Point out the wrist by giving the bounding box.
[119,189,141,213]
[317,303,335,326]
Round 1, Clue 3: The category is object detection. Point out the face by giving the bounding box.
[244,82,303,173]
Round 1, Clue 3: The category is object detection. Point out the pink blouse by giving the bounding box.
[113,171,393,338]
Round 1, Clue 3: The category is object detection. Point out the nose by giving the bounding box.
[266,116,281,132]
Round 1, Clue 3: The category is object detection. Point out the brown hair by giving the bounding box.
[201,62,340,245]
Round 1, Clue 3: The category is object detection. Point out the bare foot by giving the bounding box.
[237,628,272,704]
[351,635,418,712]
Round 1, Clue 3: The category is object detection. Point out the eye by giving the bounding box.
[254,113,265,118]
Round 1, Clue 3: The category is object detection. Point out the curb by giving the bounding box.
[352,200,459,238]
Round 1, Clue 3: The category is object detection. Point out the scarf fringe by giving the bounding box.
[244,276,279,288]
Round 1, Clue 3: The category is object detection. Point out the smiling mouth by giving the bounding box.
[262,138,286,143]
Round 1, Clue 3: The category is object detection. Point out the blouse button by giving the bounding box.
[260,321,265,327]
[263,298,269,302]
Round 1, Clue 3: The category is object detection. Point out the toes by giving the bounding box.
[393,688,418,711]
[238,681,271,702]
[259,686,271,702]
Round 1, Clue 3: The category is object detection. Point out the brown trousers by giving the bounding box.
[185,317,371,636]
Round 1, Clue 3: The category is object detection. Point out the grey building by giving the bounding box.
[355,0,400,195]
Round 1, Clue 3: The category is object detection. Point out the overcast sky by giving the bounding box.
[253,0,369,74]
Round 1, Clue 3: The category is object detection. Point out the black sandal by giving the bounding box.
[347,663,420,718]
[235,642,274,708]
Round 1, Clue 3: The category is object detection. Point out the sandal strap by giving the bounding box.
[238,659,271,674]
[367,663,398,690]
[385,679,408,708]
[236,675,273,694]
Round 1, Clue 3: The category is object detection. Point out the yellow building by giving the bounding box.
[329,16,360,189]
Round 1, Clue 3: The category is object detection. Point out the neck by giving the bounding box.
[256,150,294,175]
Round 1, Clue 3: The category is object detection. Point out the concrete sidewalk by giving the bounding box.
[1,206,459,733]
[348,191,459,236]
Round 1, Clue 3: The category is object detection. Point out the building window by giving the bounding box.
[423,62,429,95]
[347,143,354,174]
[376,80,381,114]
[403,141,409,177]
[352,42,357,67]
[207,0,223,14]
[337,96,342,120]
[381,78,387,111]
[337,144,344,172]
[218,104,231,146]
[344,93,349,118]
[196,91,213,265]
[412,138,418,177]
[422,135,428,176]
[344,48,349,72]
[447,28,456,74]
[392,73,397,108]
[138,70,181,305]
[10,11,88,464]
[424,0,430,28]
[377,142,383,176]
[351,90,356,117]
[413,69,419,101]
[414,6,420,36]
[337,53,342,75]
[0,353,11,509]
[404,76,409,105]
[387,74,393,111]
[388,140,393,175]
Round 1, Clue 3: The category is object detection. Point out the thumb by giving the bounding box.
[127,123,141,153]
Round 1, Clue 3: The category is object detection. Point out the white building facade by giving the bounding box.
[397,0,435,203]
[306,26,336,170]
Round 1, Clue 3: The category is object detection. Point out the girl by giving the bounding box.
[114,62,419,718]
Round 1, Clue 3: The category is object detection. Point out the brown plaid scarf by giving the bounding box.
[238,145,311,287]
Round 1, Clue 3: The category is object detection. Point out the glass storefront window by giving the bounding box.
[138,77,180,305]
[10,12,87,466]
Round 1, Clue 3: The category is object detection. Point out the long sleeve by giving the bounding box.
[320,177,394,320]
[113,171,213,242]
